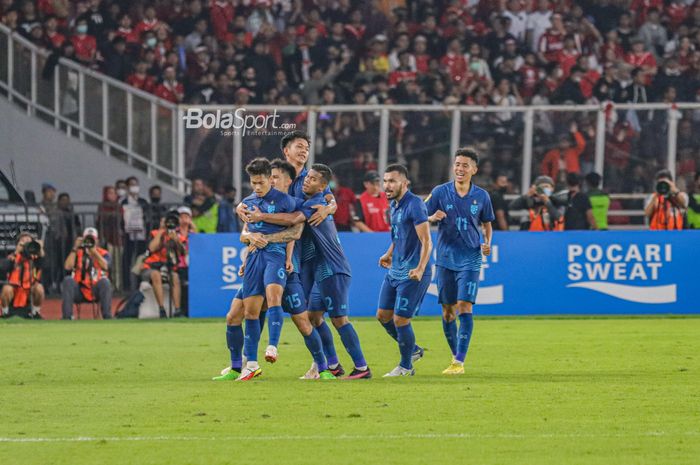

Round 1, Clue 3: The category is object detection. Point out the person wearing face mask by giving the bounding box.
[490,174,510,231]
[509,176,564,231]
[120,176,149,291]
[70,18,97,64]
[115,179,128,201]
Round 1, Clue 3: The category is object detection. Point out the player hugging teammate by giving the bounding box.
[213,134,493,381]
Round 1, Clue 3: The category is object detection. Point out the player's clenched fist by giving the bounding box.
[429,210,446,222]
[408,267,424,281]
[481,243,491,256]
[379,253,392,269]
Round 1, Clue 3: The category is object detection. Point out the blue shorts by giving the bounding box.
[282,272,306,315]
[436,266,480,305]
[378,271,432,318]
[241,250,288,299]
[233,287,243,300]
[307,274,351,318]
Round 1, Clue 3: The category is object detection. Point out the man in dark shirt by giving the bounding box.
[562,173,597,230]
[490,174,510,231]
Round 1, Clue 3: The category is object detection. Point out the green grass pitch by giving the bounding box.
[1,316,699,465]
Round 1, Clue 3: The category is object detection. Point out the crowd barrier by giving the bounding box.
[189,231,700,317]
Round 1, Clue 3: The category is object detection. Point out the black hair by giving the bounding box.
[58,192,70,201]
[280,130,311,152]
[585,172,602,187]
[454,147,479,165]
[310,163,332,185]
[385,163,409,178]
[149,185,161,194]
[566,172,581,187]
[655,169,673,181]
[245,157,272,177]
[223,184,236,193]
[126,176,138,184]
[271,158,297,181]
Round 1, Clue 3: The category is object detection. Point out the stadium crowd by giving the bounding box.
[2,0,700,195]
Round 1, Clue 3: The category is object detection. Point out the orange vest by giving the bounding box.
[528,208,564,231]
[72,248,109,301]
[650,197,684,230]
[143,230,187,270]
[8,255,41,308]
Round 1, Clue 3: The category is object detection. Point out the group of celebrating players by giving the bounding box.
[212,131,494,381]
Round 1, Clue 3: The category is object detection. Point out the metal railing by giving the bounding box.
[3,24,700,203]
[0,24,187,192]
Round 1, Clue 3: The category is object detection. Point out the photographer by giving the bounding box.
[61,228,113,320]
[644,170,688,230]
[142,210,188,318]
[1,233,45,319]
[509,176,565,231]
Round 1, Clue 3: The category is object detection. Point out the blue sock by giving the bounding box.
[455,313,474,363]
[316,320,339,367]
[381,320,398,341]
[266,306,283,347]
[442,318,457,356]
[396,323,415,370]
[226,324,244,370]
[244,318,261,363]
[337,323,367,369]
[258,310,267,332]
[303,328,328,372]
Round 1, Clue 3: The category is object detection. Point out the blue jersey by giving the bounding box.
[389,190,429,281]
[300,192,351,281]
[290,167,332,200]
[425,181,495,272]
[242,188,298,255]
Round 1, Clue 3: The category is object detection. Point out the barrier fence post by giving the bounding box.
[521,108,534,193]
[29,47,36,116]
[102,81,109,156]
[78,69,85,141]
[450,108,460,164]
[150,100,157,177]
[307,109,317,167]
[176,107,185,193]
[378,108,389,174]
[594,105,606,186]
[7,31,12,103]
[666,107,679,179]
[233,124,242,203]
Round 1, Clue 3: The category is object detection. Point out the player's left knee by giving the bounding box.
[393,315,411,327]
[457,301,473,314]
[331,316,349,328]
[376,309,392,323]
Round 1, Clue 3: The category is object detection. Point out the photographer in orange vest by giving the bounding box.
[645,170,688,230]
[509,176,565,231]
[61,228,113,319]
[1,233,45,319]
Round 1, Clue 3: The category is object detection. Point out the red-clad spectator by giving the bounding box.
[519,52,541,98]
[625,37,657,85]
[44,15,65,49]
[606,121,635,176]
[329,175,356,232]
[630,0,663,26]
[388,51,417,87]
[154,66,184,103]
[133,5,161,38]
[354,171,390,233]
[600,30,625,63]
[557,35,581,77]
[541,122,587,184]
[577,57,600,100]
[538,13,566,63]
[71,18,96,64]
[413,35,430,73]
[441,38,469,83]
[210,0,235,42]
[666,1,689,29]
[115,13,139,45]
[126,61,156,93]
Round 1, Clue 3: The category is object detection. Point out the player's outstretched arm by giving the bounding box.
[408,221,432,281]
[264,223,304,243]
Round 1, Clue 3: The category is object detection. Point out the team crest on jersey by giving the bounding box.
[446,204,454,211]
[470,204,478,215]
[267,205,276,213]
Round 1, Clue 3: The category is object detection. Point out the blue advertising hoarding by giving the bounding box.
[189,231,700,318]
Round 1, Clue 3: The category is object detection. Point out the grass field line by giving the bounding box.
[2,431,699,443]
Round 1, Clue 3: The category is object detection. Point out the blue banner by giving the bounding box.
[189,231,700,317]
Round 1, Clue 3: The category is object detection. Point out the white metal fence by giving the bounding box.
[2,24,699,205]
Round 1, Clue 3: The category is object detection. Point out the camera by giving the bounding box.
[165,212,179,232]
[82,235,96,249]
[22,240,41,258]
[655,180,671,196]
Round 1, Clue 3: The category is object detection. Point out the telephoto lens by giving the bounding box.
[82,235,96,249]
[655,180,670,196]
[23,240,41,257]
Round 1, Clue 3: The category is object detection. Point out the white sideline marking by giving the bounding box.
[1,431,698,443]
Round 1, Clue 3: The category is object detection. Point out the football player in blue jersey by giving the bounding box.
[377,164,433,377]
[214,158,329,381]
[425,148,494,375]
[214,159,333,380]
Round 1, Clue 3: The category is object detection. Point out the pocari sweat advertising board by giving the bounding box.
[189,231,700,318]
